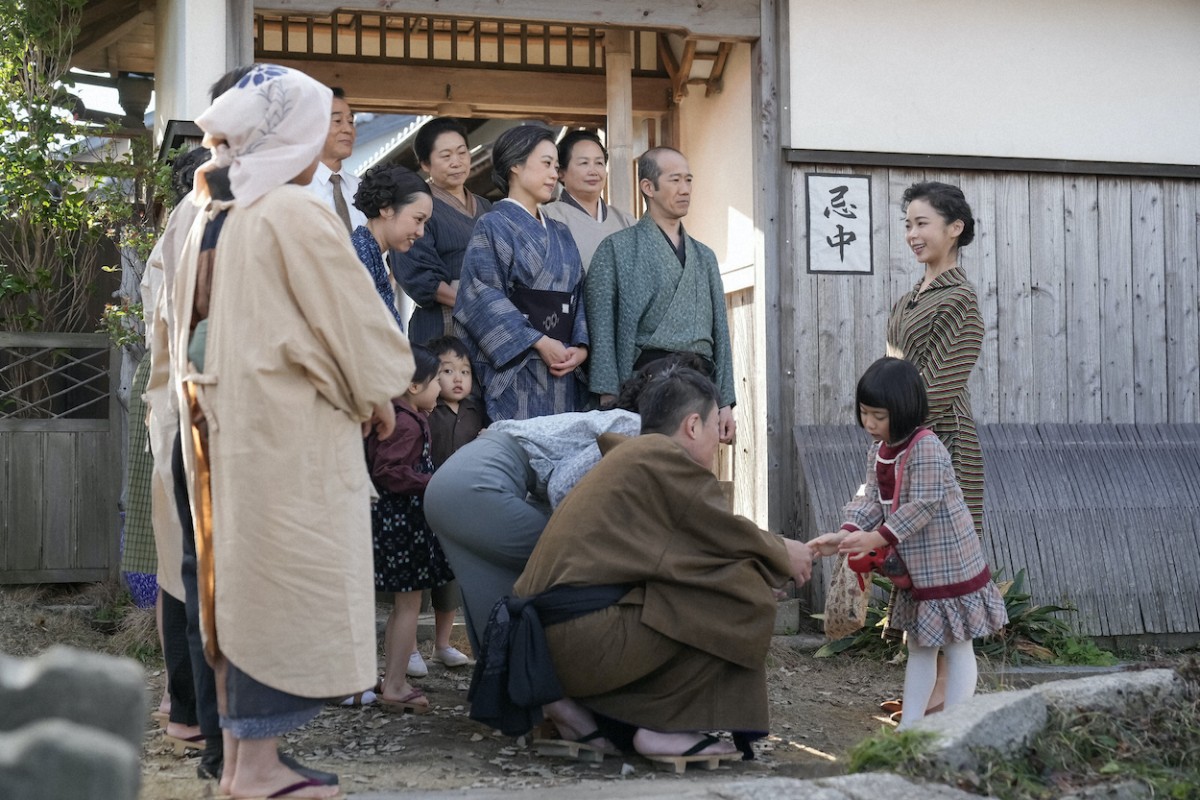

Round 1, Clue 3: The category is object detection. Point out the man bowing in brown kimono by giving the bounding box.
[513,367,813,764]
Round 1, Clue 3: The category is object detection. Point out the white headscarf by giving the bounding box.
[193,64,331,208]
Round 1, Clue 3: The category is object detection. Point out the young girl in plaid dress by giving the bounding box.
[810,357,1007,729]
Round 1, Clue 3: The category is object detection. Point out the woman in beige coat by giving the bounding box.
[173,64,413,799]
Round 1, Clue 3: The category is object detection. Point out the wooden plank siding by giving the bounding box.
[794,424,1200,640]
[787,164,1200,427]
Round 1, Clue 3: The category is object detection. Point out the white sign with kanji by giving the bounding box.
[807,173,872,274]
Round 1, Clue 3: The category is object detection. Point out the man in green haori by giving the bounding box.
[585,147,737,443]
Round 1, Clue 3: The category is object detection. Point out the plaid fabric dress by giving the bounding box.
[842,434,1006,648]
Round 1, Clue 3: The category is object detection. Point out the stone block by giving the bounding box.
[773,599,801,635]
[724,774,985,799]
[1033,668,1184,718]
[0,718,140,800]
[912,688,1047,772]
[0,645,145,748]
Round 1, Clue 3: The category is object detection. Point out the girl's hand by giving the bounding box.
[808,532,846,557]
[838,529,888,554]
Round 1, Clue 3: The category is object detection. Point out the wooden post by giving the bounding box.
[604,28,635,217]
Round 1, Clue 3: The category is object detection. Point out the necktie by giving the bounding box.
[329,173,353,232]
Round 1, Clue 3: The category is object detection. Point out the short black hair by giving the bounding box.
[353,165,431,218]
[637,366,718,436]
[423,335,470,361]
[170,146,211,204]
[855,357,929,444]
[612,352,709,412]
[208,65,255,102]
[414,118,470,167]
[330,86,347,100]
[901,181,976,249]
[491,124,556,196]
[410,343,440,386]
[557,129,606,171]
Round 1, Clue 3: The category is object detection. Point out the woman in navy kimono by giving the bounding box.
[454,125,588,421]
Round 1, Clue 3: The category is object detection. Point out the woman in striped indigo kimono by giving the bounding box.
[454,125,588,421]
[886,182,985,538]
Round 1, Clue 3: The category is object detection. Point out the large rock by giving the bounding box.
[1032,668,1184,717]
[0,646,144,800]
[0,719,140,800]
[909,688,1047,772]
[0,645,145,747]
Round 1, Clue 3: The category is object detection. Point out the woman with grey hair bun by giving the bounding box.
[453,124,589,421]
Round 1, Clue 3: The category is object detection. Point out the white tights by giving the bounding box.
[897,638,977,730]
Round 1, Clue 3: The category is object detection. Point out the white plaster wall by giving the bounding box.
[788,0,1200,165]
[154,0,229,143]
[679,43,757,290]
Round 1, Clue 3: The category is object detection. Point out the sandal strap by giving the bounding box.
[681,734,722,758]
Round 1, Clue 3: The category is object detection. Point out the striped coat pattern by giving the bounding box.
[886,266,985,536]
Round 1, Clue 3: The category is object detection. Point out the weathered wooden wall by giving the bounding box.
[720,286,760,522]
[0,333,121,584]
[789,165,1200,427]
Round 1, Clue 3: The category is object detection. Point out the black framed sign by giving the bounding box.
[806,173,872,274]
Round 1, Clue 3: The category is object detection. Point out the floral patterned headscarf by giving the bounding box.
[193,64,331,208]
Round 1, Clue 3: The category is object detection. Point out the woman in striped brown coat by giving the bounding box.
[886,182,985,538]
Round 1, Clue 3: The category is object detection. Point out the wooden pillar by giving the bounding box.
[604,29,635,216]
[227,0,254,69]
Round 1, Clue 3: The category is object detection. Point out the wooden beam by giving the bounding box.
[754,0,787,532]
[257,0,761,41]
[73,0,154,64]
[673,39,696,102]
[272,58,671,117]
[705,42,732,97]
[605,29,635,216]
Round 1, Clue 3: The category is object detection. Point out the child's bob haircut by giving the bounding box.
[855,357,928,444]
[410,344,440,386]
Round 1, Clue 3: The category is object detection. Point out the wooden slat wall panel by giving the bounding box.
[7,433,43,572]
[996,174,1034,420]
[788,165,1200,426]
[41,433,75,570]
[1164,181,1199,421]
[1030,175,1068,422]
[1097,179,1134,422]
[1064,177,1103,422]
[1132,183,1168,422]
[727,287,758,521]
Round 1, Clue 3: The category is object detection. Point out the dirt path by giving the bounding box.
[135,641,903,799]
[0,586,904,799]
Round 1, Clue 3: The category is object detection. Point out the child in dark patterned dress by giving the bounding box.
[809,357,1007,730]
[365,344,456,713]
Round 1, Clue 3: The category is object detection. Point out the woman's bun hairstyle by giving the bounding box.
[902,181,975,249]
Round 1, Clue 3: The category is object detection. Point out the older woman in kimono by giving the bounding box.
[174,65,413,799]
[392,118,492,344]
[453,124,589,421]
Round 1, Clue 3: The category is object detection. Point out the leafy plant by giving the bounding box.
[815,569,1117,667]
[977,569,1117,667]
